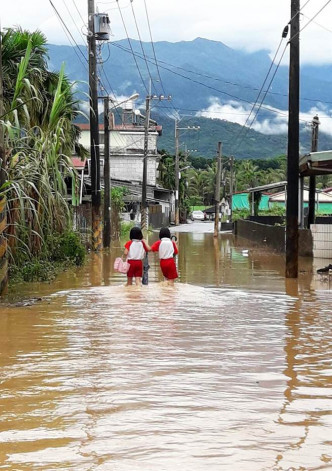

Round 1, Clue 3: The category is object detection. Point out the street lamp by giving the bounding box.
[174,122,200,225]
[141,93,171,231]
[103,93,139,247]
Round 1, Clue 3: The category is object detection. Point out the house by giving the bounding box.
[269,189,332,214]
[75,104,173,227]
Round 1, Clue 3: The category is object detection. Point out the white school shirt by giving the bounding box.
[158,238,175,259]
[125,239,147,260]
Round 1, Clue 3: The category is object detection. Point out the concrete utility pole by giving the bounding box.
[88,0,102,251]
[229,156,234,222]
[174,122,200,225]
[103,97,111,248]
[174,120,180,226]
[0,29,5,190]
[141,88,170,231]
[0,31,8,297]
[214,141,222,238]
[308,115,320,227]
[141,95,151,232]
[286,0,300,279]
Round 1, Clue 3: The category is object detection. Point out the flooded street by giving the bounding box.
[0,226,331,470]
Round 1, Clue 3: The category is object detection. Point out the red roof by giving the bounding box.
[71,157,86,170]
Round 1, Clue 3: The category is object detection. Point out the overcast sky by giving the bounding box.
[3,0,332,135]
[2,0,332,65]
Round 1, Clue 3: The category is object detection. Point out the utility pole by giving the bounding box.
[103,97,111,247]
[286,0,300,279]
[308,115,320,227]
[88,0,102,251]
[141,95,151,232]
[0,28,5,190]
[214,141,222,238]
[0,30,8,297]
[174,122,200,225]
[141,88,170,231]
[229,156,234,222]
[174,119,180,226]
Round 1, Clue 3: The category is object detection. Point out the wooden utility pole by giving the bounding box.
[103,97,111,247]
[141,95,151,232]
[214,141,222,237]
[88,0,102,251]
[308,115,320,227]
[286,0,300,278]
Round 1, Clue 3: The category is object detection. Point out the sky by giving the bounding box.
[2,0,332,64]
[3,0,332,135]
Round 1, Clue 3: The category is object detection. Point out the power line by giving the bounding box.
[143,0,166,96]
[300,0,332,34]
[130,0,157,93]
[230,40,290,154]
[110,41,332,106]
[48,0,88,67]
[110,42,292,118]
[71,0,88,28]
[116,0,149,93]
[62,0,87,46]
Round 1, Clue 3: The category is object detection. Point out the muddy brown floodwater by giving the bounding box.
[0,229,331,471]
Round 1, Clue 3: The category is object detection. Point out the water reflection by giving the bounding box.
[0,231,331,470]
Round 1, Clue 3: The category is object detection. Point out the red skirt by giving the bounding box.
[127,259,143,278]
[160,258,178,280]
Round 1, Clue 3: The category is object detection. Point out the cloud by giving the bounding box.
[3,0,332,64]
[196,97,332,136]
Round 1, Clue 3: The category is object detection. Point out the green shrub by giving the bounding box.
[58,231,85,265]
[9,259,59,283]
[46,231,85,266]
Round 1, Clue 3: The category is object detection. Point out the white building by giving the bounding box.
[76,108,173,226]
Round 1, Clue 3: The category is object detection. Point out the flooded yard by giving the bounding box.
[0,227,331,470]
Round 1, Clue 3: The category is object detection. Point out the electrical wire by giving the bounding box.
[71,0,87,26]
[143,0,166,96]
[116,0,149,93]
[300,0,332,34]
[301,13,332,34]
[130,0,156,93]
[61,0,87,46]
[110,41,332,106]
[110,41,291,118]
[230,41,290,154]
[48,0,88,66]
[228,0,332,154]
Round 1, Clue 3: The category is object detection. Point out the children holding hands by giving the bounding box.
[124,226,178,286]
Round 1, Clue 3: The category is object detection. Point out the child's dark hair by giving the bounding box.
[159,227,171,239]
[130,226,143,240]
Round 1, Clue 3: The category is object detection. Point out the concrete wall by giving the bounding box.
[235,219,313,256]
[110,155,157,186]
[80,130,158,153]
[311,224,332,259]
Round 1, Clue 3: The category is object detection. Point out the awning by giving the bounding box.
[299,151,332,176]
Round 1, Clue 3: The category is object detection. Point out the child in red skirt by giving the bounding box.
[124,227,150,286]
[151,227,178,284]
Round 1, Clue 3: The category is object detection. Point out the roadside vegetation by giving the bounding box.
[158,151,332,219]
[1,28,86,283]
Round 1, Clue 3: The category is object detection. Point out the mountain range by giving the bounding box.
[47,37,332,158]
